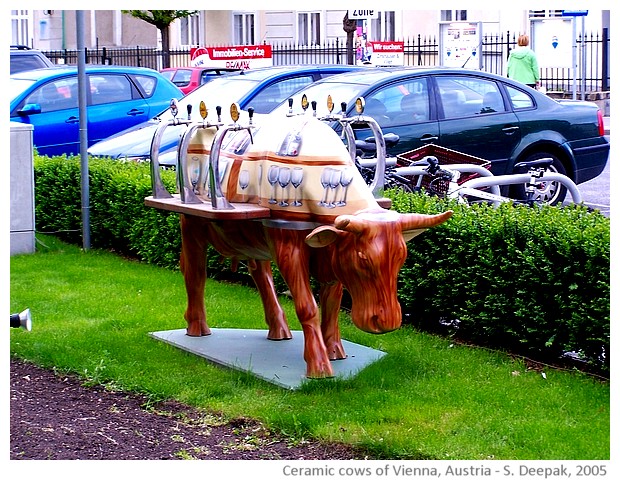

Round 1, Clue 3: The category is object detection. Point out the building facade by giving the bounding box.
[11,9,609,52]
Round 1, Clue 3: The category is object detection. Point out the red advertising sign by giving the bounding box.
[190,45,273,70]
[367,41,404,66]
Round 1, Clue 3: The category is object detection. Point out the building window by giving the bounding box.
[529,10,563,18]
[298,11,321,46]
[370,11,396,41]
[233,12,255,45]
[11,10,32,46]
[441,10,467,21]
[180,13,200,46]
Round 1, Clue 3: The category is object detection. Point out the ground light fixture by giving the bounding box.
[10,308,32,331]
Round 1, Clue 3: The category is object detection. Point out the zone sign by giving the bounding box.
[348,10,379,19]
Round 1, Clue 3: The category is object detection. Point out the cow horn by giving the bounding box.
[399,211,453,242]
[399,211,453,231]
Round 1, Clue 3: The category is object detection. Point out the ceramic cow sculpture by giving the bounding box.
[148,111,452,378]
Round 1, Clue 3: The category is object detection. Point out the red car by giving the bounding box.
[159,66,241,94]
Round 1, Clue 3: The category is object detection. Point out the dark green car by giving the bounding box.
[274,67,610,204]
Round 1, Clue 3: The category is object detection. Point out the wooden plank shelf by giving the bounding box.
[145,195,272,220]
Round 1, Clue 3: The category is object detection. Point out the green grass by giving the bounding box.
[9,235,609,460]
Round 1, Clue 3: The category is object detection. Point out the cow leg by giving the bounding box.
[249,260,292,340]
[267,228,333,378]
[320,281,346,360]
[180,215,211,337]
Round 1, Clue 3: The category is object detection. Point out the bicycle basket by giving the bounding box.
[396,144,491,196]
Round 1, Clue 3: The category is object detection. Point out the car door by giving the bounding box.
[434,75,521,175]
[350,76,441,156]
[16,76,80,156]
[87,73,151,146]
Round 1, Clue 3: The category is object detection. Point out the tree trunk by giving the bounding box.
[160,26,171,69]
[342,13,357,65]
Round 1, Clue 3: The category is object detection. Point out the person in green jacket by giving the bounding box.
[507,34,540,89]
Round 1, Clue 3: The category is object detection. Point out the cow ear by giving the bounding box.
[305,225,340,248]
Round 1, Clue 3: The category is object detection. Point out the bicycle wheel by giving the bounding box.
[385,175,414,193]
[511,152,568,205]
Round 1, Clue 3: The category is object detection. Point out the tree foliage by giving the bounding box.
[122,10,198,68]
[123,10,197,29]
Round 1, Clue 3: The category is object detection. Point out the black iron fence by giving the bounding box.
[43,30,610,94]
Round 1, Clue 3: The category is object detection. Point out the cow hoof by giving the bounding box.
[186,325,211,337]
[326,343,347,361]
[267,327,293,341]
[306,363,335,379]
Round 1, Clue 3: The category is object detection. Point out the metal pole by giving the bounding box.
[601,28,609,91]
[76,11,90,250]
[581,16,586,100]
[571,17,577,100]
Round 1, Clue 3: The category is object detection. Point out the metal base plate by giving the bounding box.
[149,328,386,390]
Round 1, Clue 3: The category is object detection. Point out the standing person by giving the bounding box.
[507,34,540,89]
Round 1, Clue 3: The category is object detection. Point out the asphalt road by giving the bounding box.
[565,133,610,217]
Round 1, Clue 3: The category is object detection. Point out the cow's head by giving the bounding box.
[306,209,453,334]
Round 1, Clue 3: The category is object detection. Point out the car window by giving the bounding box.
[90,74,133,105]
[24,77,78,112]
[436,76,505,119]
[200,71,228,85]
[11,55,50,74]
[200,71,218,84]
[170,69,192,87]
[505,85,535,110]
[132,74,157,97]
[160,70,174,81]
[10,48,54,74]
[365,78,430,127]
[271,81,368,117]
[249,76,315,114]
[159,77,259,121]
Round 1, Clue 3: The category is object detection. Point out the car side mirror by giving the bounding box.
[18,103,42,116]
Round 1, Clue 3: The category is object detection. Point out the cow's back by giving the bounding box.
[186,115,380,224]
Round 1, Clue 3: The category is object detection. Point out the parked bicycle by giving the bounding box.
[395,155,583,207]
[336,102,582,207]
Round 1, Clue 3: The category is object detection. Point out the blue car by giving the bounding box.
[10,65,183,157]
[87,64,368,164]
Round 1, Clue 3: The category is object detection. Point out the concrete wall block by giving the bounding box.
[10,122,36,255]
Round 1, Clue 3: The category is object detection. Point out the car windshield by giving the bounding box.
[10,78,38,101]
[155,76,261,120]
[271,81,369,117]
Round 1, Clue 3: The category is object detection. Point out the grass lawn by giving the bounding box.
[9,235,610,460]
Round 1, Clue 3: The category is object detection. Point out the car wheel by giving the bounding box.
[511,152,568,206]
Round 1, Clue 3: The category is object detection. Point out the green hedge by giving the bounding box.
[33,156,610,373]
[389,191,609,373]
[34,154,181,267]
